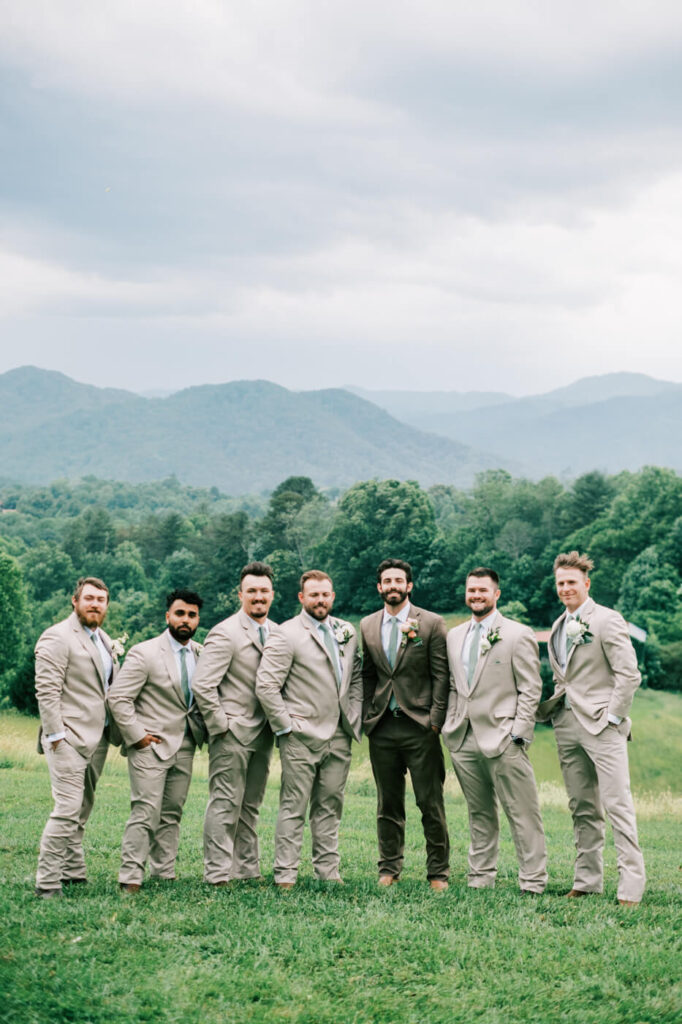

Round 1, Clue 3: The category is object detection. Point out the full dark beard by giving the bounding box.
[168,623,196,643]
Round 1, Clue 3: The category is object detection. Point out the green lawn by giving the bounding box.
[1,690,681,1024]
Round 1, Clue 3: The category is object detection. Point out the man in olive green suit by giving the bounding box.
[192,563,276,885]
[442,568,547,893]
[361,558,450,890]
[255,570,362,888]
[34,577,119,897]
[538,550,645,906]
[108,589,204,891]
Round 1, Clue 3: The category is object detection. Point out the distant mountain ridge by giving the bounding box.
[0,367,511,492]
[354,373,682,478]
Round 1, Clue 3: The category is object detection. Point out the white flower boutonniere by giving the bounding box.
[566,617,593,646]
[400,618,423,648]
[479,627,501,657]
[333,621,353,655]
[110,633,129,659]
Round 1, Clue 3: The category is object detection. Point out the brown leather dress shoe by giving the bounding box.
[119,882,141,894]
[429,879,449,892]
[378,875,398,887]
[275,881,295,890]
[618,899,639,907]
[566,889,591,898]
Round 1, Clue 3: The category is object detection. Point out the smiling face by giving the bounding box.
[239,573,274,622]
[465,575,500,621]
[299,576,335,622]
[72,584,109,630]
[555,567,591,613]
[377,568,413,613]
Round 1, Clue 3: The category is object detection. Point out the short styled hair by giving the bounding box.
[166,588,203,610]
[299,569,333,591]
[376,558,413,584]
[466,567,500,586]
[240,561,273,584]
[73,576,109,601]
[553,550,594,576]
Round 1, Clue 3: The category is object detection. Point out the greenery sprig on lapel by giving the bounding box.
[332,620,353,656]
[566,616,593,647]
[479,626,501,656]
[399,618,422,648]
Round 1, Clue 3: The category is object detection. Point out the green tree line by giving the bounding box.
[1,466,681,713]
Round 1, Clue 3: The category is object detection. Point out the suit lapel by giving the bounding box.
[391,606,417,671]
[452,624,469,693]
[548,613,565,677]
[564,599,595,673]
[239,610,262,652]
[469,612,501,694]
[73,616,105,691]
[367,610,392,674]
[161,632,186,706]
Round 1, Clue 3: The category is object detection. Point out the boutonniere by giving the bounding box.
[479,627,501,656]
[333,621,353,655]
[566,616,593,646]
[400,618,423,648]
[110,633,129,659]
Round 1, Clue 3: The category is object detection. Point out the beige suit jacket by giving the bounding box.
[192,610,275,744]
[107,631,205,759]
[361,604,449,735]
[35,611,119,758]
[442,612,542,758]
[537,598,641,735]
[255,611,362,744]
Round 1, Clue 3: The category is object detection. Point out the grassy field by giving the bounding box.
[1,690,681,1024]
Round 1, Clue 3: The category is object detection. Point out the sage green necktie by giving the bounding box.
[467,624,482,689]
[179,647,191,706]
[320,623,341,688]
[258,625,266,647]
[388,616,400,668]
[90,632,105,678]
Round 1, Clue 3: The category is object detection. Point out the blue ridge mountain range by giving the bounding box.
[0,366,680,493]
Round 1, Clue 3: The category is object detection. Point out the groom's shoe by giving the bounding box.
[566,889,591,898]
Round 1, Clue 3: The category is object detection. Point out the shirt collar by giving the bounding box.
[469,610,497,632]
[83,625,99,640]
[167,630,191,654]
[302,609,330,630]
[246,614,268,630]
[382,603,411,625]
[566,600,589,621]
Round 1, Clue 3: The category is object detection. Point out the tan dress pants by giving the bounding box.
[450,726,547,892]
[119,731,196,884]
[274,725,352,884]
[37,733,109,889]
[553,705,645,902]
[203,727,273,883]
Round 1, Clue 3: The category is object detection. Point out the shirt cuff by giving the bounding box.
[607,714,623,725]
[276,727,292,736]
[45,731,66,742]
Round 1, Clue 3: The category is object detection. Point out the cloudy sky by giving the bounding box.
[2,1,682,395]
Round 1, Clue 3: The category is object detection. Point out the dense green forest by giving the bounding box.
[1,466,681,712]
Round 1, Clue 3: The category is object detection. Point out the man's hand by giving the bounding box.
[431,726,440,734]
[50,738,63,751]
[134,734,162,749]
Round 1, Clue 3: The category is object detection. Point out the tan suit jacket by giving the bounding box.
[442,612,542,758]
[537,598,640,735]
[255,612,362,744]
[107,631,205,759]
[361,604,448,735]
[192,610,275,744]
[35,611,119,758]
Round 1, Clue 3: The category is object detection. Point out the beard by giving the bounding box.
[381,586,409,606]
[168,623,197,643]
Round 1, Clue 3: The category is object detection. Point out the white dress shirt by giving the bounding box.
[381,603,411,661]
[461,611,497,678]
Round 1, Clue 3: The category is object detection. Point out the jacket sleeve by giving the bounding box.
[360,623,379,719]
[254,629,295,734]
[191,627,233,737]
[601,611,641,718]
[428,615,449,730]
[510,627,542,743]
[106,645,150,748]
[34,628,69,738]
